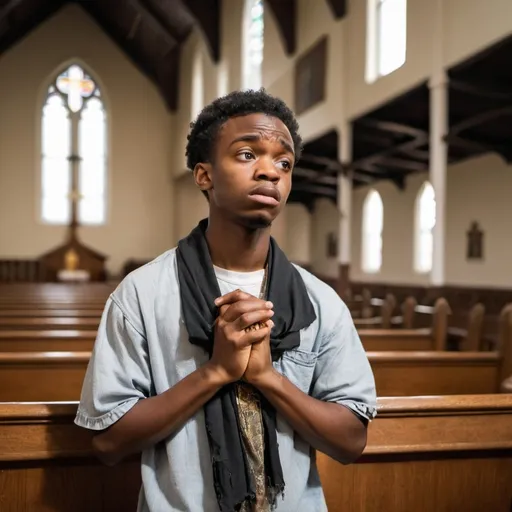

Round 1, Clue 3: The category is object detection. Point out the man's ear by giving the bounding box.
[193,162,213,193]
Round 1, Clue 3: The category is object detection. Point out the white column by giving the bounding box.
[338,125,353,267]
[429,72,448,286]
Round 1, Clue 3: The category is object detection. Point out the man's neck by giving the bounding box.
[205,215,270,272]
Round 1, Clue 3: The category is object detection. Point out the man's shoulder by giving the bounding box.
[123,248,178,285]
[292,264,345,308]
[110,248,178,315]
[292,264,351,333]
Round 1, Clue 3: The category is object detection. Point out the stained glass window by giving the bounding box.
[41,64,107,225]
[361,190,384,273]
[414,182,436,273]
[243,0,264,90]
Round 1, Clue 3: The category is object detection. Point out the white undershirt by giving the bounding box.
[213,265,265,298]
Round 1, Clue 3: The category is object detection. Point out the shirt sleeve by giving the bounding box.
[310,302,377,422]
[74,295,152,431]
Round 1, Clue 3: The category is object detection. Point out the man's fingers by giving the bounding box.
[235,309,274,331]
[241,323,272,345]
[214,289,255,307]
[221,299,273,323]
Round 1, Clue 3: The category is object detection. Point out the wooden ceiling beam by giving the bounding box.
[397,147,430,161]
[374,156,428,172]
[299,153,343,171]
[292,182,337,199]
[294,167,338,185]
[0,0,67,55]
[356,118,427,139]
[132,0,177,49]
[449,79,512,102]
[444,134,512,163]
[265,0,296,55]
[449,105,512,135]
[140,0,195,42]
[350,136,428,170]
[325,0,347,19]
[183,0,221,62]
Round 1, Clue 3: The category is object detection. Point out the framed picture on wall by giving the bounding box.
[466,221,484,260]
[294,36,328,115]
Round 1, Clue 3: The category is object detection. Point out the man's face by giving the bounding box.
[195,113,295,229]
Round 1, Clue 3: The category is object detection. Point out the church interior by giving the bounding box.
[0,0,511,510]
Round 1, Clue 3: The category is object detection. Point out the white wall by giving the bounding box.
[310,198,339,278]
[445,155,512,288]
[444,0,512,67]
[173,172,210,241]
[351,154,512,288]
[286,203,311,266]
[0,5,173,276]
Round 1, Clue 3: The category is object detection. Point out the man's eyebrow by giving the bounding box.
[229,134,295,155]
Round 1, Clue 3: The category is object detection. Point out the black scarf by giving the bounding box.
[176,219,317,511]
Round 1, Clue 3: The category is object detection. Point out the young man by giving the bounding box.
[75,89,377,512]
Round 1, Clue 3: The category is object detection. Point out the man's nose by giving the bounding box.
[254,158,280,183]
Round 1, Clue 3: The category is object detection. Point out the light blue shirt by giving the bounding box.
[75,248,377,512]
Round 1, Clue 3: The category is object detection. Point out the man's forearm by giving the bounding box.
[254,369,367,464]
[92,364,225,465]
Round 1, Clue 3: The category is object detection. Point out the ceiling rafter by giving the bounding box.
[449,105,512,136]
[132,0,178,50]
[449,79,512,102]
[182,0,221,62]
[325,0,346,19]
[444,134,512,163]
[140,0,195,42]
[265,0,296,55]
[292,182,337,199]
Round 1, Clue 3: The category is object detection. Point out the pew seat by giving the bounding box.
[0,396,510,511]
[0,331,95,352]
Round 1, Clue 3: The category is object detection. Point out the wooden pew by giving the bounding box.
[0,308,103,318]
[360,328,434,351]
[368,303,512,396]
[357,298,451,351]
[0,352,89,401]
[0,283,112,310]
[2,342,511,402]
[1,396,510,511]
[0,317,99,330]
[318,394,512,511]
[369,351,503,395]
[0,331,95,352]
[0,402,140,511]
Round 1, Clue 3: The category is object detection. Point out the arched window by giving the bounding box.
[366,0,407,82]
[361,190,383,273]
[242,0,264,90]
[414,182,436,273]
[41,63,107,225]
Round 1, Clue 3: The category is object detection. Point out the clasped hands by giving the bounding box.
[206,289,276,387]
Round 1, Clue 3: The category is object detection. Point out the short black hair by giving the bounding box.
[185,88,303,171]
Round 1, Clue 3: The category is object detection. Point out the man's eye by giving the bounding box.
[242,152,254,160]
